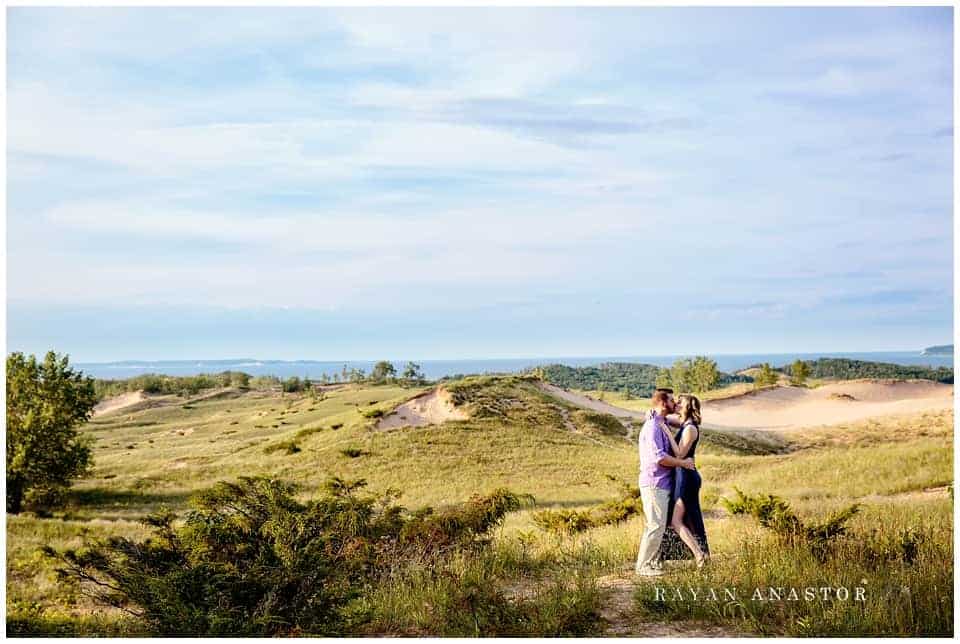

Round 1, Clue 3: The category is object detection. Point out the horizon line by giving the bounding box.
[67,347,948,365]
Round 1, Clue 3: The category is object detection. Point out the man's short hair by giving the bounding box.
[651,389,673,408]
[655,387,674,394]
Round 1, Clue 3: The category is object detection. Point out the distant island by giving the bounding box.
[922,344,953,356]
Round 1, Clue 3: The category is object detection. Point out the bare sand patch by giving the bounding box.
[704,380,953,431]
[93,391,148,417]
[376,387,469,430]
[536,383,645,419]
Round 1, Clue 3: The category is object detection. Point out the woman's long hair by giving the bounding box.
[677,393,702,427]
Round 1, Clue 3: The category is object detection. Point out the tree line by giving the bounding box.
[534,359,752,398]
[92,361,431,399]
[770,358,952,384]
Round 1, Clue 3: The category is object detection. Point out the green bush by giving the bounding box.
[722,488,859,561]
[533,480,641,535]
[263,440,301,455]
[44,477,529,636]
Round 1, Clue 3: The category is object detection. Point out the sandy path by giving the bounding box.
[598,572,744,637]
[704,380,953,431]
[537,383,645,419]
[376,387,469,430]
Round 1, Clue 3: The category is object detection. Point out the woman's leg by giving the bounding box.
[670,499,706,564]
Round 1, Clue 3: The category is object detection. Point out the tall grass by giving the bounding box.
[6,377,953,636]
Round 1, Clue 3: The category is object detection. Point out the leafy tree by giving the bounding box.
[370,361,397,383]
[789,359,810,386]
[654,368,672,390]
[250,375,280,390]
[282,376,303,393]
[348,368,366,384]
[402,361,425,384]
[755,363,779,388]
[7,351,97,514]
[690,356,719,394]
[670,358,694,393]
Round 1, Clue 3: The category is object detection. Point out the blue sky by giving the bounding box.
[6,7,954,361]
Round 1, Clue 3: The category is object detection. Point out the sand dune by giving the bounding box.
[704,379,953,431]
[376,387,469,430]
[93,391,148,416]
[536,379,952,433]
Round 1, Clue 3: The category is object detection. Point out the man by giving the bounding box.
[635,388,696,576]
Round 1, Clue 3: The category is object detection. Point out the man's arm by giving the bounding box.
[650,421,694,469]
[659,454,695,469]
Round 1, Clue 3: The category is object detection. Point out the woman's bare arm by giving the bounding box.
[674,426,699,459]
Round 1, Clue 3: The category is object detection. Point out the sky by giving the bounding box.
[6,6,954,361]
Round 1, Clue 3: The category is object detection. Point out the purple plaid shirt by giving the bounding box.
[638,410,673,490]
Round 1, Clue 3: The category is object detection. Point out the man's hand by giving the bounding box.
[680,458,695,470]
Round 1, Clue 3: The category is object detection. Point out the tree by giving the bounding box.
[655,368,672,390]
[669,358,693,393]
[690,356,719,394]
[7,351,97,514]
[370,361,397,384]
[402,361,425,384]
[790,360,810,387]
[755,363,779,388]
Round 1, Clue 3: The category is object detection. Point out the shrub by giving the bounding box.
[44,477,529,636]
[533,480,641,535]
[263,440,301,455]
[722,488,859,560]
[295,426,325,440]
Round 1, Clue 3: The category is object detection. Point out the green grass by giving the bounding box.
[6,376,953,636]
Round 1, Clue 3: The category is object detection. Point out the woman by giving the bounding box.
[658,393,709,568]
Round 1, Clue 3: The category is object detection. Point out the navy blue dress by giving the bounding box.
[658,421,710,561]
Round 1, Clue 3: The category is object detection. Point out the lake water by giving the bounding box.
[76,351,953,381]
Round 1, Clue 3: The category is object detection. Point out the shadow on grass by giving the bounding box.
[65,488,191,510]
[7,613,149,637]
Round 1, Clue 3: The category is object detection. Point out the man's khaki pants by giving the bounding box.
[635,485,671,572]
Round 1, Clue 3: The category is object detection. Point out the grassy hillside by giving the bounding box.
[6,375,953,636]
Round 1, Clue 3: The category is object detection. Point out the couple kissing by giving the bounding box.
[635,388,710,576]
